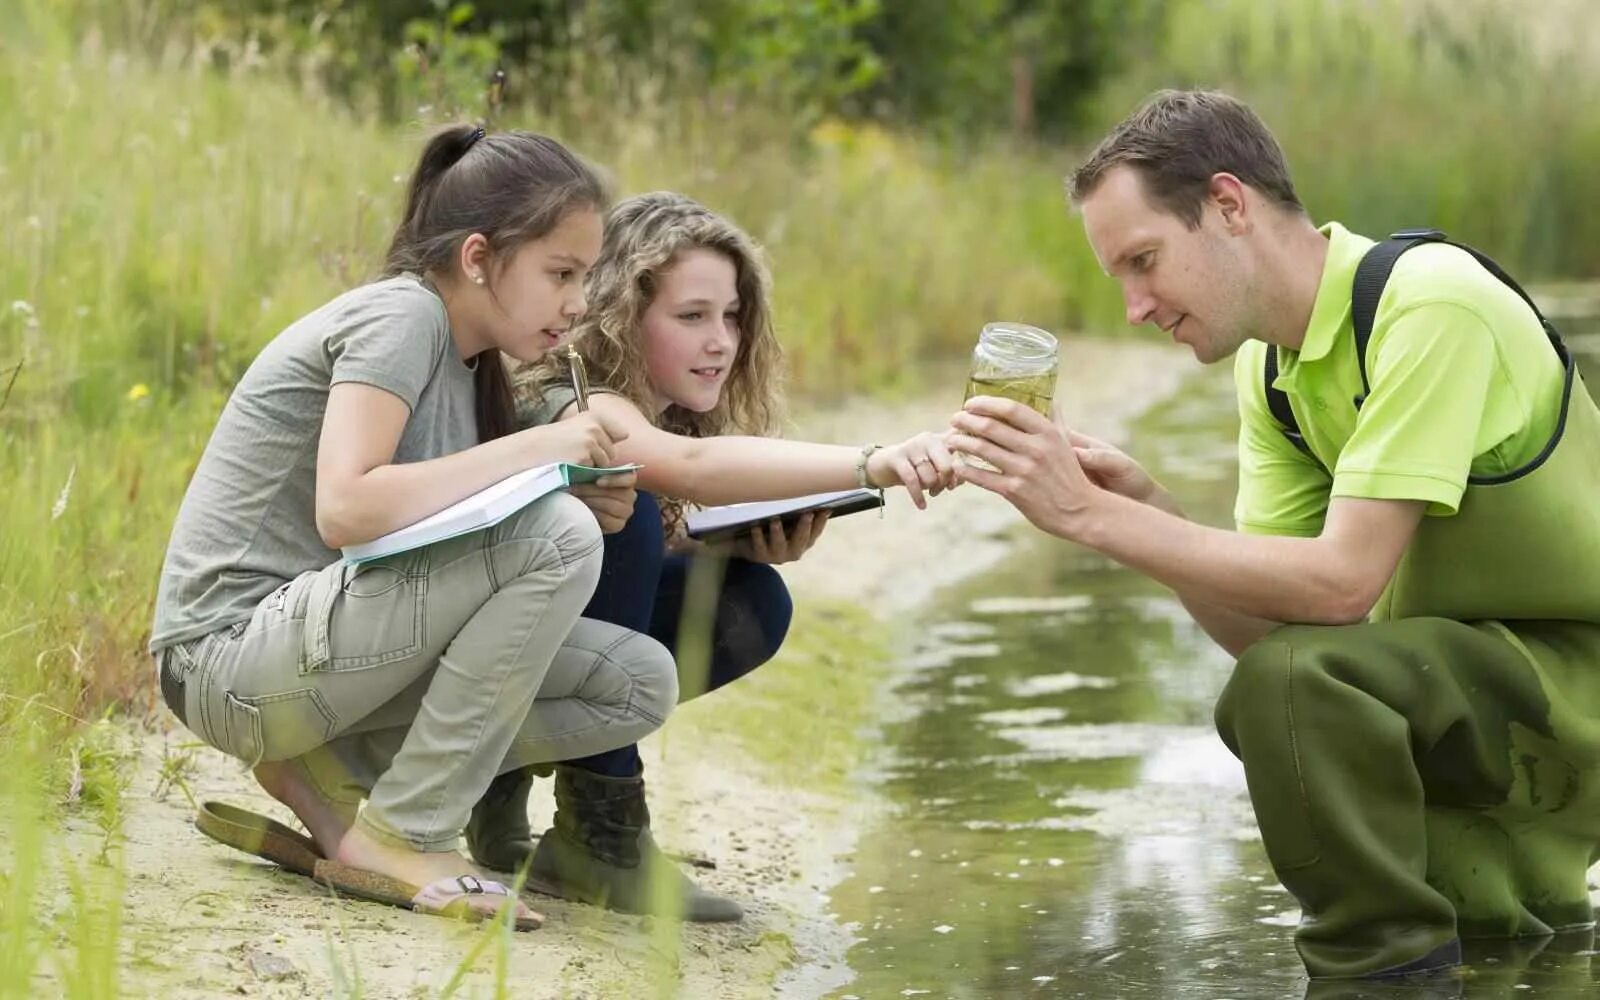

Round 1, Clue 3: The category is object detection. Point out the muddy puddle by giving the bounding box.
[830,326,1600,1000]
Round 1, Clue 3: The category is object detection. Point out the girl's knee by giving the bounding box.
[617,632,678,725]
[496,492,605,581]
[731,560,793,657]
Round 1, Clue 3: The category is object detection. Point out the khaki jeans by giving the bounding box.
[160,493,678,851]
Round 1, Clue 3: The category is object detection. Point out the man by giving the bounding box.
[948,88,1600,980]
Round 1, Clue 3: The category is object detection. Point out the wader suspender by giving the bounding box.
[1264,228,1572,464]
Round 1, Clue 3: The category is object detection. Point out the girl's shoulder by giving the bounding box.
[330,273,447,330]
[295,273,450,357]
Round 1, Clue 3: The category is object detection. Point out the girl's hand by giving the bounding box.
[732,511,830,564]
[521,411,629,468]
[569,472,637,534]
[865,431,959,509]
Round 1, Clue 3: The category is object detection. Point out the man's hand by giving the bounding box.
[730,511,830,564]
[1067,429,1177,515]
[569,471,637,534]
[947,396,1102,539]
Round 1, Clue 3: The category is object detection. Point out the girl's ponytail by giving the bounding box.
[383,125,608,443]
[385,124,486,275]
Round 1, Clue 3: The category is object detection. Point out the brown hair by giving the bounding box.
[385,125,609,441]
[1068,89,1304,228]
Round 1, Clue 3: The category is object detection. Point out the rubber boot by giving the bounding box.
[466,766,542,873]
[527,763,743,923]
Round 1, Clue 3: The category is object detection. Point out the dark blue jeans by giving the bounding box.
[569,491,793,776]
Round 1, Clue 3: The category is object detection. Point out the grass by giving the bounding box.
[1086,0,1600,278]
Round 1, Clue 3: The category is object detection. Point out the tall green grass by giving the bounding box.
[1086,0,1600,277]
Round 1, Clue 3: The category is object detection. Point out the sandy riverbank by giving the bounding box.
[55,335,1193,999]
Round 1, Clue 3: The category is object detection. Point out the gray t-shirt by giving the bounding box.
[514,379,615,429]
[150,275,478,650]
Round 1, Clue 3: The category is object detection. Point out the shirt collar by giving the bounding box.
[1295,221,1374,364]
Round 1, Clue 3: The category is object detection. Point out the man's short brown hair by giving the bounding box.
[1069,90,1305,228]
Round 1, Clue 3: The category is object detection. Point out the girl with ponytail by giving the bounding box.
[149,126,677,929]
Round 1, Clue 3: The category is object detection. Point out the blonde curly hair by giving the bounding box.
[517,192,785,537]
[523,191,784,438]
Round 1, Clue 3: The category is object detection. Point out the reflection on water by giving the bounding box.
[831,331,1600,999]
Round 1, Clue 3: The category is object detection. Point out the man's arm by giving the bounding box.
[951,398,1424,629]
[1126,485,1284,657]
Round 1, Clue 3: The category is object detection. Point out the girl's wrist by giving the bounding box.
[857,443,885,489]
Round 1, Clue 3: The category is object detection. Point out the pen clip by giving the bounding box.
[565,345,590,413]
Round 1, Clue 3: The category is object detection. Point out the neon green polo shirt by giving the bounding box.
[1233,222,1566,537]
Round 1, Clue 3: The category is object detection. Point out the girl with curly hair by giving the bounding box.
[466,191,957,921]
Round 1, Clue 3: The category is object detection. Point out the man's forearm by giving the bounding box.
[1073,489,1362,626]
[1143,489,1282,657]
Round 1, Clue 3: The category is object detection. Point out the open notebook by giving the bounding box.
[342,462,641,563]
[685,488,883,544]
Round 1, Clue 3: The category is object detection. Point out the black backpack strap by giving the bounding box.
[1264,226,1570,464]
[1262,344,1317,460]
[1350,227,1570,409]
[1350,228,1447,409]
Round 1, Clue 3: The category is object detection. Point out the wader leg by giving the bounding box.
[1215,617,1600,979]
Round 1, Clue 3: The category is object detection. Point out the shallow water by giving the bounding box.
[832,329,1600,1000]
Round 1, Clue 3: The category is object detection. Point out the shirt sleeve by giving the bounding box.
[1331,301,1497,516]
[1234,354,1333,537]
[324,282,448,413]
[514,381,620,429]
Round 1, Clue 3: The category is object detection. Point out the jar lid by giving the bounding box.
[979,322,1057,361]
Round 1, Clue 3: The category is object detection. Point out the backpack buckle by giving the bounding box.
[1388,228,1446,241]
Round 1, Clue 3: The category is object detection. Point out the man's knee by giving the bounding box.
[1216,627,1315,749]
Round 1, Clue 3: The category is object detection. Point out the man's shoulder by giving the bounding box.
[1380,241,1505,315]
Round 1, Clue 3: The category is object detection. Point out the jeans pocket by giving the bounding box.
[218,693,265,767]
[231,688,339,763]
[301,551,430,673]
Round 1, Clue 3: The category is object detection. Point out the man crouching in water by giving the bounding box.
[951,88,1600,980]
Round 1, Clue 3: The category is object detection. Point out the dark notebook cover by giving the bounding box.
[685,488,884,543]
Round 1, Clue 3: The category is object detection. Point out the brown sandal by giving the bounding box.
[313,859,543,931]
[195,801,323,877]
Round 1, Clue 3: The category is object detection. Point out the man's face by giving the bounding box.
[1080,166,1254,364]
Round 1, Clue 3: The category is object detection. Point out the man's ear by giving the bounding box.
[1209,172,1250,233]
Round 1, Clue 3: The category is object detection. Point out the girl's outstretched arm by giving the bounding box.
[575,393,956,508]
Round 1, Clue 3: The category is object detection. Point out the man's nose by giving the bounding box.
[1124,287,1157,327]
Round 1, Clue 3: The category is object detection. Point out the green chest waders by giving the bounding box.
[1217,231,1600,979]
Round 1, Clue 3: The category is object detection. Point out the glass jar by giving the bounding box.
[962,322,1059,417]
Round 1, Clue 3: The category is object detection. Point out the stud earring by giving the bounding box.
[473,274,485,285]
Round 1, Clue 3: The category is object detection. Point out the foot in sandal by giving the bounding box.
[325,822,544,929]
